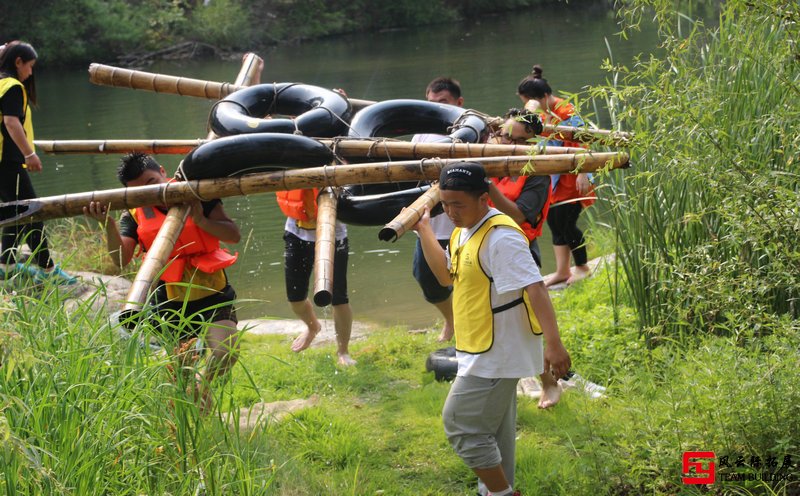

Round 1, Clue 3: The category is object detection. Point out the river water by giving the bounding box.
[31,3,656,327]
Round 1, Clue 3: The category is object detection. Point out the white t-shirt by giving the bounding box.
[411,133,456,241]
[284,217,347,242]
[449,208,544,379]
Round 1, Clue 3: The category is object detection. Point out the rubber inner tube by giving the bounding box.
[209,83,352,138]
[180,133,334,180]
[337,184,444,226]
[347,99,488,143]
[425,346,458,382]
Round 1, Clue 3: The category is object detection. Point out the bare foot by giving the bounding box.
[337,353,357,366]
[436,321,454,342]
[566,265,591,285]
[291,322,321,352]
[544,272,571,287]
[538,373,563,409]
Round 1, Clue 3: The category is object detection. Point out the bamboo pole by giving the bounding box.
[312,188,338,307]
[87,63,630,143]
[0,152,629,227]
[34,138,583,158]
[88,63,374,112]
[379,184,441,242]
[123,54,263,312]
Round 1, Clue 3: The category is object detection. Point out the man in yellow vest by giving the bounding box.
[415,162,571,496]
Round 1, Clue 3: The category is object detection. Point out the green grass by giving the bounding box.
[1,260,798,495]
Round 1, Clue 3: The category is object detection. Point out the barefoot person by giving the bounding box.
[415,162,571,496]
[84,153,241,412]
[410,76,464,342]
[276,188,355,366]
[497,109,607,405]
[0,41,77,284]
[489,109,565,408]
[518,65,595,286]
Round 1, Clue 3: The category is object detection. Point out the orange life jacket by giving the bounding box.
[276,189,319,221]
[539,97,584,149]
[135,206,238,283]
[540,98,596,208]
[490,176,551,240]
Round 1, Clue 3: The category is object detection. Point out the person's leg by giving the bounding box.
[332,303,355,366]
[10,170,54,269]
[565,205,590,284]
[331,237,355,365]
[544,204,574,286]
[412,238,454,340]
[290,299,321,352]
[283,232,320,352]
[443,375,520,495]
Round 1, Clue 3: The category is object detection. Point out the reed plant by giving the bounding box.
[589,0,800,342]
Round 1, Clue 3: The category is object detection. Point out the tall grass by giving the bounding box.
[0,280,276,494]
[589,0,800,341]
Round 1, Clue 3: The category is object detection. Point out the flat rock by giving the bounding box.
[239,317,374,347]
[225,395,320,430]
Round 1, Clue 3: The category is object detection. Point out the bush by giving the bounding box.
[590,0,800,341]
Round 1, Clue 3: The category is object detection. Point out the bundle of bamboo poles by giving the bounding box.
[0,152,629,227]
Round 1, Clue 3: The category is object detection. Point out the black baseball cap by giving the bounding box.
[439,161,490,193]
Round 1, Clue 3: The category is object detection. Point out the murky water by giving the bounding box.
[30,3,656,326]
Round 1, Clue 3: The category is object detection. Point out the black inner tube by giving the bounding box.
[209,83,352,138]
[180,133,335,180]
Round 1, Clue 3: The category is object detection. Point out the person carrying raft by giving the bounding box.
[414,161,571,496]
[276,187,356,366]
[84,152,241,413]
[517,64,595,286]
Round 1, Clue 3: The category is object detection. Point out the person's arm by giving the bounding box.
[83,201,137,268]
[3,115,41,172]
[488,181,527,226]
[413,206,452,287]
[526,281,571,377]
[191,201,241,244]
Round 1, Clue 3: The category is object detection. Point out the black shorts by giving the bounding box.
[283,232,349,305]
[151,284,238,341]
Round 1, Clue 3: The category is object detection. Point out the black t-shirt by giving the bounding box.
[516,175,551,227]
[0,84,25,164]
[119,199,222,242]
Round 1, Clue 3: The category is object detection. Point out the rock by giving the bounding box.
[239,318,374,347]
[225,395,320,430]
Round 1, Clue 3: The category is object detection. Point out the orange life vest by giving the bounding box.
[490,176,551,240]
[276,188,318,219]
[135,206,238,283]
[539,97,584,149]
[539,97,596,208]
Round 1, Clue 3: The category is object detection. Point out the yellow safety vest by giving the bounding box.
[449,213,542,354]
[0,77,35,157]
